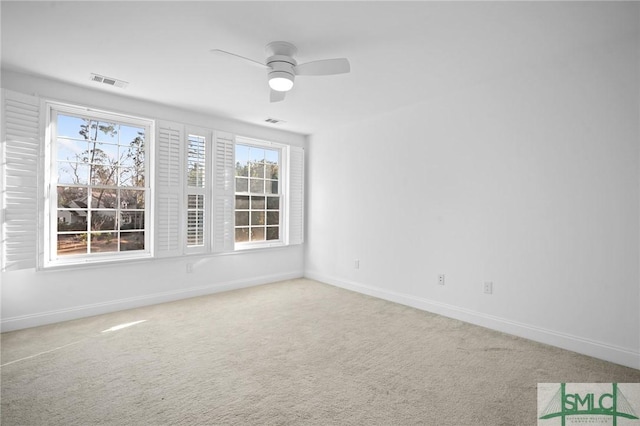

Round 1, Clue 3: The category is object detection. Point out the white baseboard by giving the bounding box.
[305,271,640,371]
[1,271,303,332]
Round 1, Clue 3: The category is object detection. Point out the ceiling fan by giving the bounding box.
[211,41,350,103]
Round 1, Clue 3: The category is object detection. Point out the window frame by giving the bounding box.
[185,127,212,254]
[44,102,155,268]
[233,136,290,251]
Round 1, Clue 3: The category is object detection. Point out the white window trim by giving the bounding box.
[233,136,289,251]
[43,101,155,268]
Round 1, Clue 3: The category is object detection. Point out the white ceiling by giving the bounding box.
[1,1,636,135]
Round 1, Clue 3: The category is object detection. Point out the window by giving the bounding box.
[186,131,210,251]
[234,140,283,247]
[1,91,303,271]
[47,104,152,266]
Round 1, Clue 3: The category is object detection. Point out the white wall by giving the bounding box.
[305,32,640,368]
[1,71,306,331]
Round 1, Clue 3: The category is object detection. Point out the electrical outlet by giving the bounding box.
[186,263,193,273]
[483,281,493,294]
[354,259,360,269]
[438,274,445,285]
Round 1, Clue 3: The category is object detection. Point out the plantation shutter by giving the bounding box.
[213,131,235,253]
[1,90,41,271]
[156,121,184,257]
[288,146,304,245]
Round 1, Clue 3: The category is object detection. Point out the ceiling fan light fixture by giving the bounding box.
[269,71,294,92]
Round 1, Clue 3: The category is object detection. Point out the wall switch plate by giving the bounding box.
[484,281,493,294]
[438,274,445,285]
[187,263,193,273]
[354,259,360,269]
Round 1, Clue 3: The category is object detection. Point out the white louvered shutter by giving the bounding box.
[213,131,235,253]
[288,146,304,245]
[156,122,184,257]
[1,90,41,271]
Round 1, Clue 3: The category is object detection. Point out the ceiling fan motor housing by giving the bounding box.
[267,54,297,90]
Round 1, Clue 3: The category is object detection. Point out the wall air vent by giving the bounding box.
[265,118,285,124]
[90,73,129,89]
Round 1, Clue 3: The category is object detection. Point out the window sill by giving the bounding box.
[37,243,302,272]
[40,252,153,272]
[234,241,286,251]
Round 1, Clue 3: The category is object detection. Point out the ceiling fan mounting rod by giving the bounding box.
[265,41,298,57]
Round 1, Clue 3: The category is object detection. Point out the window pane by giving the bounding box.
[251,196,265,209]
[121,212,144,230]
[121,189,145,209]
[57,186,86,208]
[266,180,278,194]
[235,145,249,173]
[120,167,144,187]
[57,233,87,255]
[235,211,249,226]
[121,232,144,251]
[90,142,119,163]
[57,139,89,162]
[251,211,265,226]
[235,228,249,242]
[95,122,119,143]
[266,226,279,240]
[236,162,248,177]
[119,125,144,142]
[120,126,145,145]
[187,163,205,187]
[58,162,90,185]
[267,196,279,210]
[90,232,118,253]
[267,211,279,225]
[91,211,117,231]
[265,163,278,180]
[250,179,264,194]
[91,164,116,186]
[250,148,265,163]
[251,227,265,241]
[187,135,206,188]
[236,177,248,192]
[91,189,117,208]
[265,149,278,164]
[250,162,265,178]
[236,195,250,209]
[57,115,87,140]
[57,210,87,231]
[119,144,144,167]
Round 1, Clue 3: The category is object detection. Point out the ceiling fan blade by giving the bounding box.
[210,49,269,69]
[295,58,350,76]
[270,89,286,103]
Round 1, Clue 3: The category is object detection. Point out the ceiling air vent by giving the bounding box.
[90,73,129,89]
[265,118,285,124]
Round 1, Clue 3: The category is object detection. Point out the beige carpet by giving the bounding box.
[2,278,639,425]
